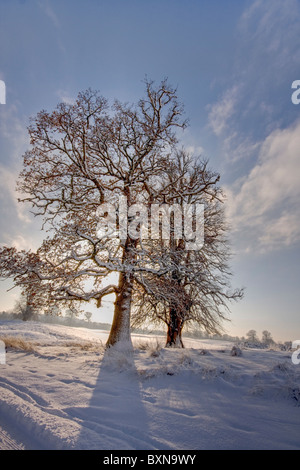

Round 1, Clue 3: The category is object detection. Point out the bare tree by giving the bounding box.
[14,291,37,321]
[0,79,186,347]
[85,311,93,323]
[262,330,274,346]
[132,151,243,347]
[65,306,80,324]
[246,330,259,343]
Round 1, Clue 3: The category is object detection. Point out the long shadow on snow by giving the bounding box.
[73,344,159,450]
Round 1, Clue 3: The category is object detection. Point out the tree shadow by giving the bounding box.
[72,345,159,450]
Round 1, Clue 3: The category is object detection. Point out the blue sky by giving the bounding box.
[0,0,300,342]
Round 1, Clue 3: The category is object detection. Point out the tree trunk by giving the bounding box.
[106,271,134,348]
[106,235,136,348]
[166,307,184,348]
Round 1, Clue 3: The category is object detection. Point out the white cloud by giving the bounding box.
[225,120,300,253]
[207,85,239,137]
[8,234,38,252]
[0,165,31,224]
[185,145,205,157]
[206,0,300,167]
[258,211,300,251]
[0,104,28,153]
[222,132,261,164]
[55,89,76,105]
[0,105,31,224]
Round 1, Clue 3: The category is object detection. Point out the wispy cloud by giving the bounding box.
[205,0,300,255]
[207,0,300,166]
[37,0,67,55]
[0,104,37,250]
[0,104,30,225]
[0,105,28,155]
[207,85,239,137]
[0,165,31,224]
[8,234,38,252]
[0,162,42,251]
[38,0,60,29]
[55,89,76,105]
[225,120,300,253]
[239,0,300,65]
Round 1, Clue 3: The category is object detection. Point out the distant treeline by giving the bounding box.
[0,310,292,350]
[0,310,111,331]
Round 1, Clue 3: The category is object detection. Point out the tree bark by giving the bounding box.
[106,271,134,347]
[166,307,184,348]
[106,236,136,348]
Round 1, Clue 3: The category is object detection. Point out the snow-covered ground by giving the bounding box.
[0,320,299,450]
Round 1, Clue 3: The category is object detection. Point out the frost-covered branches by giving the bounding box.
[1,79,192,346]
[1,79,243,348]
[131,154,244,347]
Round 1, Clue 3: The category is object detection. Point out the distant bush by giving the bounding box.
[231,345,242,356]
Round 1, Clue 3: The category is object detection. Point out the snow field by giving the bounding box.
[0,320,299,450]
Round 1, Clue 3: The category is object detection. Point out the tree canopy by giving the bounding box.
[0,78,243,348]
